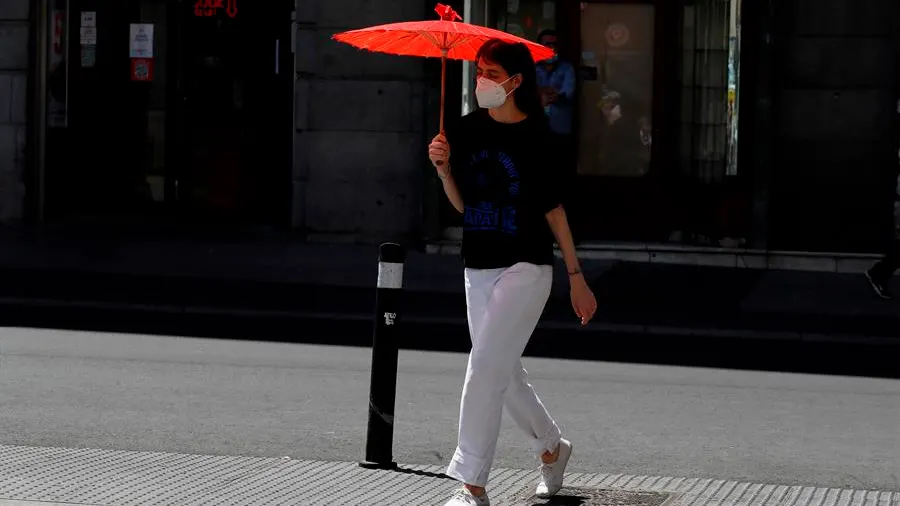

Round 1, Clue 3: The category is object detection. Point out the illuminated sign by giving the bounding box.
[194,0,237,18]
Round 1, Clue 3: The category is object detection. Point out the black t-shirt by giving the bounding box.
[446,109,561,269]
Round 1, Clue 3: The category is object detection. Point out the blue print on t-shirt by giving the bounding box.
[463,149,520,235]
[464,203,518,234]
[464,202,499,229]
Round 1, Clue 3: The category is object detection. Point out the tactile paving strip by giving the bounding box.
[1,445,898,506]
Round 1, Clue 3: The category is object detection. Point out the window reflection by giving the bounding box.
[577,4,655,178]
[482,0,746,245]
[47,0,68,128]
[680,0,741,183]
[674,0,746,248]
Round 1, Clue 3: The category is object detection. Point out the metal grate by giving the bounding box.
[507,486,674,506]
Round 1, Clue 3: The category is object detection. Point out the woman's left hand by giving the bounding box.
[570,274,597,326]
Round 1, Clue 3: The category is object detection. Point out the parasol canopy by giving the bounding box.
[332,4,555,137]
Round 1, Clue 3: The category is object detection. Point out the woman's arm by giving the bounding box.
[440,170,464,214]
[545,205,597,325]
[545,205,580,274]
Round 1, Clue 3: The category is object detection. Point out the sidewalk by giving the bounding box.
[0,226,898,346]
[0,444,897,506]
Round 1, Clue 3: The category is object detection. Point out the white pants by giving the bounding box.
[446,262,562,487]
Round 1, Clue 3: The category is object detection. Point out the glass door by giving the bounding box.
[41,0,294,230]
[577,3,655,178]
[43,0,177,225]
[174,0,294,228]
[564,0,682,243]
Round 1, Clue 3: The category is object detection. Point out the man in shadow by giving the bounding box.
[865,107,899,300]
[866,190,898,299]
[536,29,577,202]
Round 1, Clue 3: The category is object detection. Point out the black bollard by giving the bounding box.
[359,242,405,470]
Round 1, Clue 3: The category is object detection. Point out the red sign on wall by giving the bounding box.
[194,0,237,18]
[53,12,65,54]
[131,58,154,82]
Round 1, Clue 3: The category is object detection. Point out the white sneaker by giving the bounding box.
[444,488,491,506]
[535,438,573,498]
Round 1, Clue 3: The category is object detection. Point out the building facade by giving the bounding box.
[295,1,434,244]
[764,0,899,253]
[0,0,29,223]
[1,0,898,254]
[12,0,432,242]
[440,0,900,254]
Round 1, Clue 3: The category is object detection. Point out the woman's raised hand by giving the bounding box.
[429,134,451,179]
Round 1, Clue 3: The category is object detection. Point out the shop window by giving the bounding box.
[42,0,173,219]
[669,0,745,247]
[680,0,741,183]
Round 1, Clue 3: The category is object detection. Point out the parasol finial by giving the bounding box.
[435,3,462,21]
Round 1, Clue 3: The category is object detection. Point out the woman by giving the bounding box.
[428,39,598,506]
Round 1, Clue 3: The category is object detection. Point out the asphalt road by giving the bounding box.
[1,327,898,492]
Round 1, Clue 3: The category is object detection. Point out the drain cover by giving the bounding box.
[507,487,673,506]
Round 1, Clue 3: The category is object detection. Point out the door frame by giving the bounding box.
[558,0,683,242]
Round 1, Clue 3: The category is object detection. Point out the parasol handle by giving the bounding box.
[436,53,447,166]
[439,54,447,134]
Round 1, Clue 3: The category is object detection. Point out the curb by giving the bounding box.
[1,295,898,379]
[1,295,897,347]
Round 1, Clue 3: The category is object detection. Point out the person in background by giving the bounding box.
[535,29,578,200]
[864,97,899,300]
[866,240,898,299]
[536,29,575,137]
[865,166,899,299]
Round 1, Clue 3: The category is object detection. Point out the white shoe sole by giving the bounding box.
[535,439,573,498]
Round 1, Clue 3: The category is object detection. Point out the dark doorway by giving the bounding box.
[43,0,294,230]
[175,0,294,227]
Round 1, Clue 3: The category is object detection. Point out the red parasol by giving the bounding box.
[332,3,554,135]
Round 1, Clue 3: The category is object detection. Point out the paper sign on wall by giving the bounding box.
[81,11,96,27]
[80,12,97,50]
[80,26,97,45]
[81,46,96,67]
[129,23,154,58]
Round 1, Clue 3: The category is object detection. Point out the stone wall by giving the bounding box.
[767,0,900,252]
[0,0,28,223]
[294,0,434,244]
[895,98,899,238]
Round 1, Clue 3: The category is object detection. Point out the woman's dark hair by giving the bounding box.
[476,39,546,121]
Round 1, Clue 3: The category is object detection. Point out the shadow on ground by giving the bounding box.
[506,487,673,506]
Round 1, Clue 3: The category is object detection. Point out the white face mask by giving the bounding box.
[605,104,622,125]
[475,75,517,109]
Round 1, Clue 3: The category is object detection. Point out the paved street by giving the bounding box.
[1,327,898,493]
